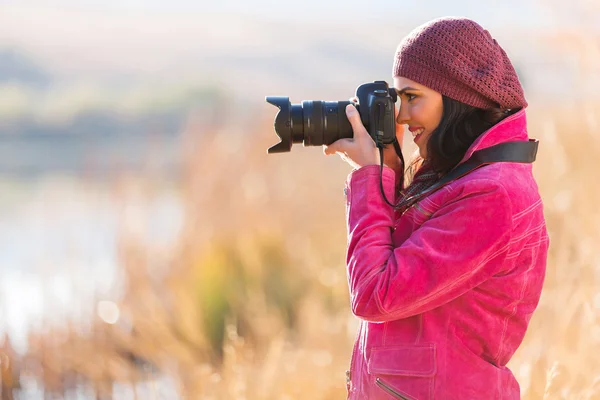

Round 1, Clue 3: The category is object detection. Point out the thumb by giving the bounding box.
[345,104,367,136]
[394,105,405,143]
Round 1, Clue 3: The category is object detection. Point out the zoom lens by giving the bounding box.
[266,97,354,153]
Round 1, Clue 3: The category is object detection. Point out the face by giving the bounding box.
[393,76,443,159]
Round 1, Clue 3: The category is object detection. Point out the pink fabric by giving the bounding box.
[343,109,549,399]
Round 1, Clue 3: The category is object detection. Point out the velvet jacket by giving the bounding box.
[344,109,549,399]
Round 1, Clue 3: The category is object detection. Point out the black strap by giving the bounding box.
[392,137,406,187]
[392,138,405,170]
[401,139,539,207]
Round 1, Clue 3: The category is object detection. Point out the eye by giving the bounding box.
[406,93,417,102]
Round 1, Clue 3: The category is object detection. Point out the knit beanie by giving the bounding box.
[392,17,527,110]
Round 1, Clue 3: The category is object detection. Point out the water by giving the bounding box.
[0,175,184,354]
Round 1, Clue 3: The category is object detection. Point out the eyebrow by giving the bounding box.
[395,87,419,95]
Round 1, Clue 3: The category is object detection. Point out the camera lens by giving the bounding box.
[266,97,354,153]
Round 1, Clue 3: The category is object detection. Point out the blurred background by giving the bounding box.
[0,0,599,398]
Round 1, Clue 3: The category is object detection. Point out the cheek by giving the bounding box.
[408,102,427,124]
[412,102,440,130]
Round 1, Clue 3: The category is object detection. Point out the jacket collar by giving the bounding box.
[458,108,529,165]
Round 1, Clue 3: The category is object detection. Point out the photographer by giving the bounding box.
[323,17,548,399]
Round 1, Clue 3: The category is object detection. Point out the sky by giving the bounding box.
[0,0,597,104]
[0,0,597,102]
[0,0,559,28]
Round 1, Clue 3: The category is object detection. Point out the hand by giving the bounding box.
[322,104,380,169]
[384,104,406,172]
[323,104,405,172]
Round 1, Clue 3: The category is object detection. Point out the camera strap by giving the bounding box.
[377,139,539,210]
[392,139,404,167]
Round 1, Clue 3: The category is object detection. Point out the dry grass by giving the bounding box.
[3,98,597,399]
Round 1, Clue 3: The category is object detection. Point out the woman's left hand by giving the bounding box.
[323,104,405,172]
[322,104,381,169]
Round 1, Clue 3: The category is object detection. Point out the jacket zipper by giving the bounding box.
[347,325,360,392]
[413,202,432,217]
[375,378,411,400]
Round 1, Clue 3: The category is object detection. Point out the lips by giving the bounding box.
[409,127,425,138]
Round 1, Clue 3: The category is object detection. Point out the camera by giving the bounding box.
[265,81,398,153]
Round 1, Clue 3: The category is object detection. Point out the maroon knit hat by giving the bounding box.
[393,17,527,110]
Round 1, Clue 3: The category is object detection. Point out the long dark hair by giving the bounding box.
[405,96,520,184]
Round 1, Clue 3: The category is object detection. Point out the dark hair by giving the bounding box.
[406,96,520,183]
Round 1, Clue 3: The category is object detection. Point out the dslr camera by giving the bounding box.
[265,81,398,153]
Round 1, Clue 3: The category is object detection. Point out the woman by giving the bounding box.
[323,17,549,399]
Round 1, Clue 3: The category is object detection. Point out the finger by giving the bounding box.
[394,104,401,130]
[323,138,352,155]
[345,104,368,137]
[395,105,405,143]
[396,122,406,143]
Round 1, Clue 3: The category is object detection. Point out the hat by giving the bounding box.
[392,17,527,109]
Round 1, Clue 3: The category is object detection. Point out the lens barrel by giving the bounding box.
[266,97,353,153]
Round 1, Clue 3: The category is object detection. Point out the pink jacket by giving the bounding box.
[343,109,549,399]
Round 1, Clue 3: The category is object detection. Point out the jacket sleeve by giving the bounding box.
[344,165,513,322]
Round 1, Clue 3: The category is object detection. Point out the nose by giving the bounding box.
[396,103,410,125]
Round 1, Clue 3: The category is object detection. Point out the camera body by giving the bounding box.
[266,80,398,153]
[355,80,398,148]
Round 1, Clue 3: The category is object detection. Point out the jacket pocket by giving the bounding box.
[368,344,436,400]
